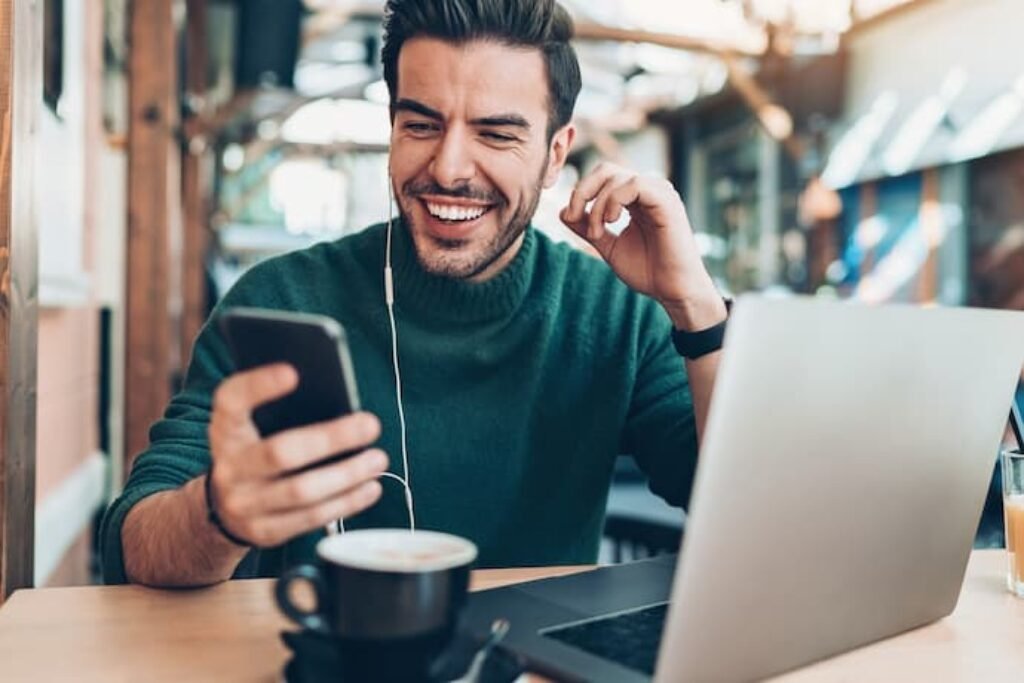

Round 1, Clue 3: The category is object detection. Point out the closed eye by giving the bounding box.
[481,131,519,143]
[404,121,440,135]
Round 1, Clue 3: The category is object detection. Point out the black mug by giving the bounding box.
[276,529,478,681]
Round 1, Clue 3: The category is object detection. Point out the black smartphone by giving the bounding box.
[218,307,361,439]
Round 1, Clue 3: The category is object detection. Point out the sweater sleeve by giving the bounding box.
[97,306,237,584]
[619,303,700,511]
[96,253,300,583]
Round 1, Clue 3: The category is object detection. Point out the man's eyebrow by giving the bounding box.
[393,99,531,131]
[471,114,531,130]
[393,98,444,120]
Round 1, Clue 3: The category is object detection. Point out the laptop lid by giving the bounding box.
[656,296,1024,682]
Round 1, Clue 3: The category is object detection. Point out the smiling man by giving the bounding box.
[100,0,727,587]
[388,37,564,282]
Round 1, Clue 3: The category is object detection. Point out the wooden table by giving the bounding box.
[0,551,1021,682]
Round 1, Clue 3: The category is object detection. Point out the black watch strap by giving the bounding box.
[204,469,252,548]
[671,299,732,360]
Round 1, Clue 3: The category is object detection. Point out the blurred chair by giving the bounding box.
[978,453,1008,549]
[602,514,683,564]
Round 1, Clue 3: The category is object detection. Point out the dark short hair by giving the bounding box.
[381,0,582,140]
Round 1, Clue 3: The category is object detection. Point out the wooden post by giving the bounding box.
[917,168,940,303]
[181,0,211,370]
[125,0,179,468]
[0,0,41,599]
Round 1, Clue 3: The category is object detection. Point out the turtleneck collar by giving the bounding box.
[387,218,537,325]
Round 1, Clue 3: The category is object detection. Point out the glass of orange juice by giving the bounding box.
[1001,449,1024,597]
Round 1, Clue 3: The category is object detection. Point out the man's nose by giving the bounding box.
[429,129,476,188]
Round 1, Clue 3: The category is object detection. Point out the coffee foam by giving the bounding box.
[317,529,478,573]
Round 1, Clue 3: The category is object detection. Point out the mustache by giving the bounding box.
[404,179,504,205]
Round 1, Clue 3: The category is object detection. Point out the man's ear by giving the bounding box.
[543,123,576,189]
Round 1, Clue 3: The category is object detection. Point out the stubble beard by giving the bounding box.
[398,164,547,280]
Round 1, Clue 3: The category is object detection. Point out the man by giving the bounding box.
[100,0,727,586]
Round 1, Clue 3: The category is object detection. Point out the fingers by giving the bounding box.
[256,412,381,475]
[599,173,647,226]
[208,364,301,464]
[561,164,639,257]
[212,363,298,428]
[206,362,391,547]
[603,197,625,225]
[210,419,389,547]
[209,410,387,547]
[588,174,637,241]
[564,163,681,231]
[237,448,390,515]
[563,164,633,225]
[232,480,384,548]
[563,162,619,228]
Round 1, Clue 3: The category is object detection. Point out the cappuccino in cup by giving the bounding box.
[276,530,478,681]
[318,529,478,574]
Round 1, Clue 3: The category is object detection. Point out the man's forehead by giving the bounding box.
[395,37,549,117]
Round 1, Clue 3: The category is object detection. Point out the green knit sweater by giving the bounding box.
[99,221,698,583]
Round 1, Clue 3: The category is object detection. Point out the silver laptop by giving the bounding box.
[465,295,1024,682]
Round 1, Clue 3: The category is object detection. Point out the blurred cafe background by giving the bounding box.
[2,0,1024,597]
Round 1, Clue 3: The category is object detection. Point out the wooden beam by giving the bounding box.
[125,0,179,468]
[847,0,937,37]
[181,0,211,369]
[574,21,763,58]
[299,4,769,58]
[0,0,41,600]
[720,54,803,162]
[301,7,767,58]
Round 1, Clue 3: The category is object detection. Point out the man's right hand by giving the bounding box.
[207,363,388,548]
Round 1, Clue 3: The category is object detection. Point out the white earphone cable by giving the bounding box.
[328,183,415,535]
[384,212,416,531]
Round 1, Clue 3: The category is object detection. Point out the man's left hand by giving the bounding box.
[560,162,725,331]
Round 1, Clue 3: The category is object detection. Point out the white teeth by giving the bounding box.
[426,202,487,222]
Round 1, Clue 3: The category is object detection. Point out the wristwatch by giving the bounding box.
[670,298,732,360]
